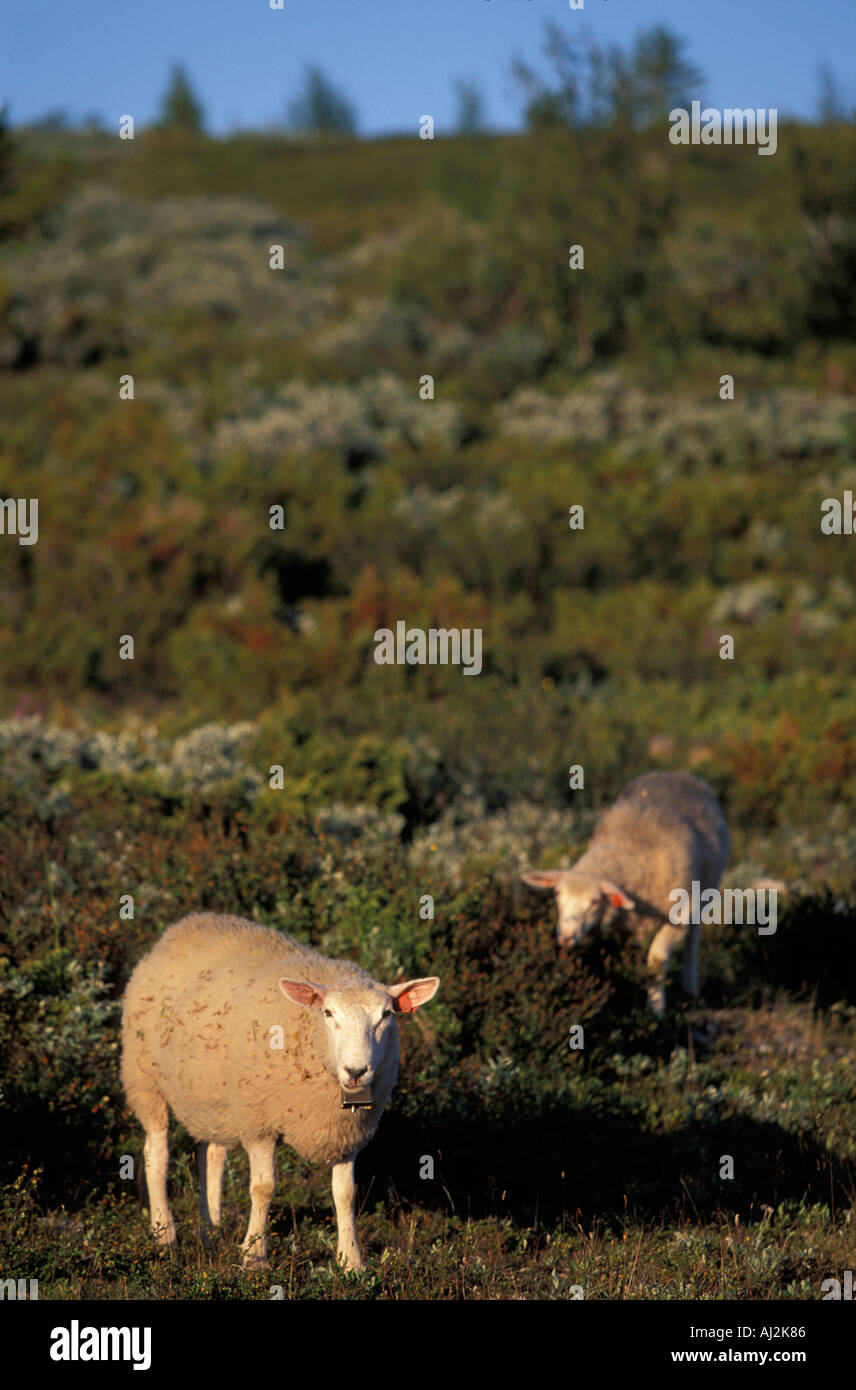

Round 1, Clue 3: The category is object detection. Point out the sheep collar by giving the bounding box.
[341,1085,374,1111]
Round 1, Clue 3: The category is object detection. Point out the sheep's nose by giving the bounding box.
[345,1066,367,1087]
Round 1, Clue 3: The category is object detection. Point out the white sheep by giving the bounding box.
[522,771,729,1016]
[121,913,440,1271]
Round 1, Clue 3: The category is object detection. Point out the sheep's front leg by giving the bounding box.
[199,1141,228,1233]
[681,918,700,998]
[332,1156,363,1272]
[646,922,688,1018]
[240,1137,276,1270]
[144,1125,177,1249]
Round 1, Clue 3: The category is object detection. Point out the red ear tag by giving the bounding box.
[610,893,627,909]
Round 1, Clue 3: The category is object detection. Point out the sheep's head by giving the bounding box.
[278,976,440,1093]
[521,869,634,947]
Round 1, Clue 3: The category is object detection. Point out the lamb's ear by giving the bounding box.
[387,977,440,1014]
[279,978,327,1009]
[521,870,568,889]
[600,881,634,911]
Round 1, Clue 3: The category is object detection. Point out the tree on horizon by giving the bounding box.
[287,66,358,136]
[514,22,703,132]
[453,78,488,134]
[158,63,206,134]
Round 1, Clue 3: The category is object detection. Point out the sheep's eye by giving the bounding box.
[323,1009,333,1019]
[381,1008,393,1020]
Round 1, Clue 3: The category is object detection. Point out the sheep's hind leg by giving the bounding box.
[681,918,700,998]
[332,1156,363,1273]
[143,1123,177,1249]
[240,1137,276,1270]
[646,922,688,1018]
[199,1141,228,1243]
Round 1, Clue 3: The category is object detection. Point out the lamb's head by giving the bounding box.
[279,975,440,1093]
[521,869,634,947]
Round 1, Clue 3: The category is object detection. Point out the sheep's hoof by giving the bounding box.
[241,1250,270,1272]
[690,1025,717,1049]
[200,1225,220,1250]
[646,988,666,1019]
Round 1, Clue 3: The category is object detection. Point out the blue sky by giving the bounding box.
[3,0,854,135]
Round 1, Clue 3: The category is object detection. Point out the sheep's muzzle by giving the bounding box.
[341,1085,373,1111]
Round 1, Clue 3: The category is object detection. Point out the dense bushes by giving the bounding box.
[1,784,854,1235]
[1,120,855,1294]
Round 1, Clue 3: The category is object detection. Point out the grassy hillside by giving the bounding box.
[0,122,854,1299]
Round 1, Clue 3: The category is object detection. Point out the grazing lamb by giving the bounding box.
[521,771,729,1016]
[121,913,440,1271]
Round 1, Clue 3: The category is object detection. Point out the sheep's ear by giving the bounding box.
[600,881,634,911]
[279,978,327,1009]
[521,870,567,889]
[387,977,440,1014]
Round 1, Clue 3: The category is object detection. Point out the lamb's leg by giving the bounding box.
[332,1156,363,1272]
[143,1123,177,1249]
[646,922,688,1018]
[681,918,700,998]
[199,1141,228,1231]
[240,1137,276,1270]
